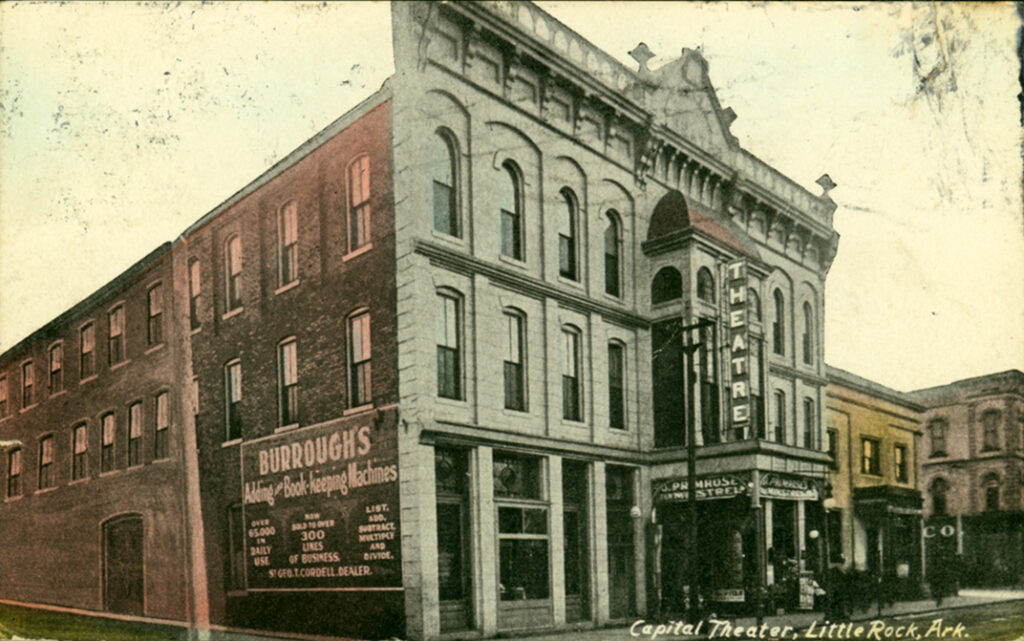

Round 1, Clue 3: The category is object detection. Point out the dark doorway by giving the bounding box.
[606,466,636,619]
[103,515,144,615]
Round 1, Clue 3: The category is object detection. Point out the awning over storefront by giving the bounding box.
[853,485,923,518]
[653,472,822,503]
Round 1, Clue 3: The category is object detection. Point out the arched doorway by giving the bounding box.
[103,514,144,615]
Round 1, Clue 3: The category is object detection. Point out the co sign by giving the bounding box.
[923,524,956,538]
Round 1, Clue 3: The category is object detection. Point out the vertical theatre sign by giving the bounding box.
[727,259,750,437]
[240,410,401,591]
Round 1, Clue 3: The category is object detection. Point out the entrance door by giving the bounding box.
[606,467,635,619]
[103,515,144,615]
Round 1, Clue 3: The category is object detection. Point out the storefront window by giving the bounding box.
[494,453,548,601]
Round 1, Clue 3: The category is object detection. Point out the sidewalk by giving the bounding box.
[514,589,1024,641]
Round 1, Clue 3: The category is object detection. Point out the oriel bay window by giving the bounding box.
[608,341,625,429]
[348,155,371,251]
[101,413,116,473]
[72,423,88,480]
[278,339,299,426]
[128,402,143,467]
[562,326,582,422]
[494,453,548,601]
[436,292,462,400]
[430,131,459,237]
[498,161,523,260]
[503,311,525,411]
[558,188,578,280]
[348,312,372,408]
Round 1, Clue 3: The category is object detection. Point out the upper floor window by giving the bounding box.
[801,301,814,365]
[6,448,21,498]
[748,288,762,322]
[562,326,583,422]
[608,341,625,430]
[981,409,1001,451]
[348,155,371,251]
[498,161,523,260]
[802,397,815,449]
[604,212,621,297]
[278,202,299,286]
[436,292,462,400]
[21,361,34,408]
[225,360,242,441]
[101,412,116,473]
[773,389,786,444]
[929,419,947,457]
[696,267,715,303]
[894,443,908,483]
[72,423,88,480]
[128,401,143,467]
[651,266,682,304]
[0,375,7,416]
[558,188,579,280]
[38,435,55,490]
[49,344,63,394]
[827,428,839,470]
[772,289,785,355]
[154,392,169,460]
[349,313,372,408]
[930,478,948,516]
[225,235,243,311]
[861,437,881,475]
[430,131,459,237]
[276,339,299,426]
[108,305,125,365]
[148,284,164,346]
[983,474,1000,511]
[189,259,202,330]
[80,323,96,379]
[503,310,525,411]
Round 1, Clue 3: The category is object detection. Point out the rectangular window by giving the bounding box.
[72,423,88,480]
[802,397,815,449]
[154,392,169,460]
[436,294,461,400]
[128,402,143,467]
[773,390,786,444]
[49,344,63,394]
[228,505,246,591]
[147,284,163,346]
[608,342,625,429]
[930,420,947,457]
[277,340,299,426]
[278,202,299,286]
[7,448,21,498]
[21,361,34,408]
[0,376,7,416]
[894,444,908,482]
[494,453,548,601]
[348,156,371,251]
[38,435,54,490]
[827,428,839,470]
[101,413,116,473]
[562,329,582,422]
[225,361,242,441]
[349,314,372,408]
[189,260,202,329]
[80,323,96,379]
[503,313,525,411]
[108,305,125,365]
[226,236,243,311]
[861,437,880,475]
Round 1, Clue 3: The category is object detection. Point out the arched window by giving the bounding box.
[696,267,715,303]
[558,188,579,280]
[225,235,243,311]
[430,131,459,237]
[772,289,785,355]
[981,410,1001,451]
[651,266,682,304]
[983,473,1000,511]
[930,478,949,516]
[277,201,299,287]
[604,211,621,297]
[748,288,761,322]
[929,419,947,457]
[347,155,371,251]
[802,301,814,365]
[498,161,523,260]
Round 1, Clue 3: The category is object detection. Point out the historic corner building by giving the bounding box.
[824,366,925,598]
[0,2,844,640]
[909,370,1024,588]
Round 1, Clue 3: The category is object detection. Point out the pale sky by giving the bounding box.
[1,2,1021,392]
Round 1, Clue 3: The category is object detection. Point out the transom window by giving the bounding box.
[348,155,371,251]
[349,313,372,408]
[278,201,299,286]
[498,161,523,260]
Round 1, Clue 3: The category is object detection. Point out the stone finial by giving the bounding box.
[628,42,655,74]
[816,173,837,195]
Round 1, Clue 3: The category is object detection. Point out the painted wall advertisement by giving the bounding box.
[240,409,401,591]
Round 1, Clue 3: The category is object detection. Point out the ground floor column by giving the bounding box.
[473,446,497,635]
[549,455,566,625]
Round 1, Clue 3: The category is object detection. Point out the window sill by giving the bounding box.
[99,469,121,478]
[152,457,172,465]
[497,254,528,270]
[561,419,587,429]
[344,404,375,417]
[69,477,89,486]
[0,415,10,424]
[226,590,248,598]
[190,326,202,336]
[34,487,57,495]
[274,423,300,434]
[274,280,300,296]
[79,374,99,386]
[501,407,530,417]
[557,274,583,289]
[3,495,23,503]
[430,230,465,246]
[435,396,468,409]
[19,404,38,414]
[343,243,373,262]
[222,307,244,321]
[145,343,165,356]
[110,359,132,372]
[929,453,948,459]
[222,438,242,448]
[49,389,67,400]
[602,292,624,305]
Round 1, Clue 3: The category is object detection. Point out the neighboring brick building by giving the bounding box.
[824,366,924,597]
[910,370,1024,587]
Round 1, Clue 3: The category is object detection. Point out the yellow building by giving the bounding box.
[825,366,924,595]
